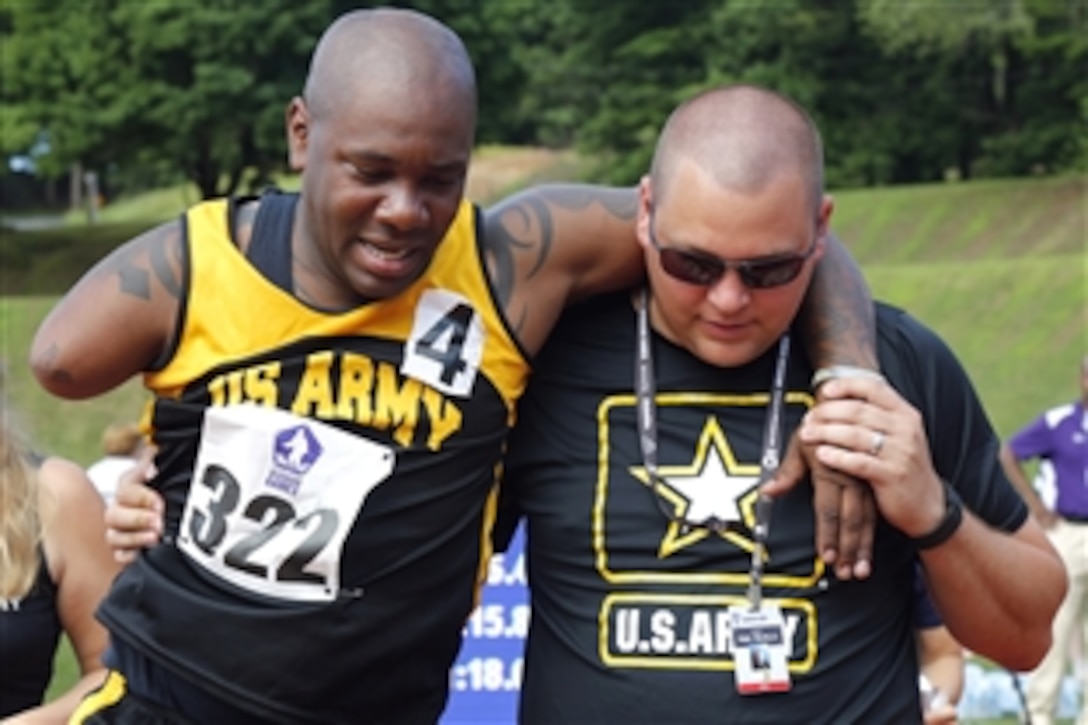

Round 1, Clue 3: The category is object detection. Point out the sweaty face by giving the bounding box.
[637,161,830,368]
[287,82,473,307]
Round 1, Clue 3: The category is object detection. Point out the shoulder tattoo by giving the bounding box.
[485,194,553,312]
[109,223,185,302]
[484,185,637,311]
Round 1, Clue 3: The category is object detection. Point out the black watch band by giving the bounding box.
[911,482,964,550]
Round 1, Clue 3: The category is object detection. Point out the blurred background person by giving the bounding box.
[999,355,1088,725]
[0,394,121,723]
[915,565,965,725]
[85,422,146,505]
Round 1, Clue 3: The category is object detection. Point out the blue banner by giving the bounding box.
[441,524,527,724]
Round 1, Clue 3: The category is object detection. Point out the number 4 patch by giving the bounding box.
[402,289,485,398]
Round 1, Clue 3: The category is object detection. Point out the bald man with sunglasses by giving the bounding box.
[497,84,1065,723]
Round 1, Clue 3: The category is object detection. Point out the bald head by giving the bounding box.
[303,8,476,124]
[650,85,824,216]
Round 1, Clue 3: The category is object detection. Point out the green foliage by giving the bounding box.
[856,0,1033,55]
[0,104,37,159]
[975,0,1088,175]
[470,0,712,184]
[460,0,1086,187]
[855,0,1087,179]
[1,0,333,198]
[2,0,1085,202]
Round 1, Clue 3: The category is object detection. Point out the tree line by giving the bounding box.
[1,0,1083,204]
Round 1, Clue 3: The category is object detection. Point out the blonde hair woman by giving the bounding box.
[0,399,120,723]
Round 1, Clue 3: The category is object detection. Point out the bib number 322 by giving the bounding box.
[178,404,395,603]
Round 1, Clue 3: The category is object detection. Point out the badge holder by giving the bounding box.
[728,493,792,694]
[730,333,792,695]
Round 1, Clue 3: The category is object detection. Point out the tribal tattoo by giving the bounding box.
[484,185,638,339]
[110,224,185,302]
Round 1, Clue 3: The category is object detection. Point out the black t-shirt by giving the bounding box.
[502,292,1026,724]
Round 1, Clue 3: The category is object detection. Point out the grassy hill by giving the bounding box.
[832,175,1085,438]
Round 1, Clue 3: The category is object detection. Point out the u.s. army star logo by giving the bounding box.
[628,416,762,558]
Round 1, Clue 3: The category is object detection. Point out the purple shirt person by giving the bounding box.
[999,355,1088,725]
[1002,358,1088,524]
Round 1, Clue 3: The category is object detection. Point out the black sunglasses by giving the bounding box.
[648,213,818,289]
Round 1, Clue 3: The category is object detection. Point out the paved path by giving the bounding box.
[0,214,66,231]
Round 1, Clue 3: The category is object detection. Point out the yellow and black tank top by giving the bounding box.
[97,192,530,724]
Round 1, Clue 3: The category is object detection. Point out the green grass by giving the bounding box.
[0,296,148,466]
[832,175,1085,264]
[864,255,1085,438]
[0,222,157,296]
[3,169,1084,715]
[47,638,78,702]
[63,184,202,226]
[833,174,1086,439]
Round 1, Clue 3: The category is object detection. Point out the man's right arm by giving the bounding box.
[30,221,184,399]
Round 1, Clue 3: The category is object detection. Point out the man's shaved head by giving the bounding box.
[303,7,476,124]
[283,7,480,307]
[649,85,824,216]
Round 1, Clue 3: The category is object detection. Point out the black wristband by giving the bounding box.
[911,482,964,550]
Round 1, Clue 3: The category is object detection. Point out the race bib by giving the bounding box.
[178,404,395,603]
[401,289,484,398]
